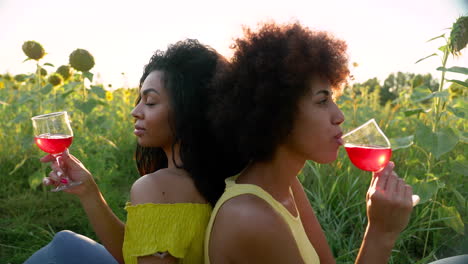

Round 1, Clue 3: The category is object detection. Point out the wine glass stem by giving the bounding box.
[52,152,68,184]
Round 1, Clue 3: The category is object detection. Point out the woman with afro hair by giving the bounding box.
[204,22,416,264]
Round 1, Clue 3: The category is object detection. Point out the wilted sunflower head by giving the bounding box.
[14,74,27,82]
[39,67,48,76]
[56,65,72,80]
[22,41,45,60]
[48,73,63,86]
[69,49,95,72]
[3,73,13,81]
[450,16,468,55]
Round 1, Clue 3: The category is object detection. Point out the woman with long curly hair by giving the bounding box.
[25,39,244,264]
[205,22,415,264]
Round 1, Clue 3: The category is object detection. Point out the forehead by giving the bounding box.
[309,76,332,94]
[141,70,165,93]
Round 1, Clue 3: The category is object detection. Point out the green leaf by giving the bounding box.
[460,131,468,143]
[61,89,75,98]
[23,57,32,63]
[41,83,53,94]
[409,179,439,204]
[28,170,44,189]
[415,53,437,64]
[436,66,468,75]
[433,90,450,98]
[451,188,466,208]
[426,33,445,42]
[98,135,119,150]
[82,71,94,82]
[438,45,449,52]
[9,156,27,175]
[411,90,449,103]
[438,205,465,235]
[404,108,425,117]
[390,135,414,150]
[90,85,106,99]
[74,99,98,114]
[447,79,468,88]
[43,62,55,67]
[452,160,468,177]
[11,112,29,124]
[410,87,433,102]
[17,94,35,104]
[65,82,81,90]
[415,124,459,159]
[447,106,466,119]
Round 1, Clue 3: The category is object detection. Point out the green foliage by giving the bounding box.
[1,26,466,262]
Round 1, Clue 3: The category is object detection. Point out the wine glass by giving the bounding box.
[31,111,82,192]
[342,119,420,206]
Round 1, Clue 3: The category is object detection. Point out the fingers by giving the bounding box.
[48,170,63,183]
[50,161,65,176]
[412,195,420,206]
[385,171,398,194]
[61,150,83,168]
[39,154,55,163]
[373,161,394,190]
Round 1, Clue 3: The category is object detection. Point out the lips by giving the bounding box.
[134,125,145,136]
[335,132,344,145]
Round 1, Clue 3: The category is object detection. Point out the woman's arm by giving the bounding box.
[355,162,414,264]
[291,177,336,264]
[42,151,126,263]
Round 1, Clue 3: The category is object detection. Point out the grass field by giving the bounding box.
[1,37,467,263]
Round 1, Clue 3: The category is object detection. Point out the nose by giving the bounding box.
[333,103,345,125]
[131,101,143,119]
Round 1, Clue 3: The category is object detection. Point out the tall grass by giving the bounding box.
[299,82,467,263]
[1,26,466,262]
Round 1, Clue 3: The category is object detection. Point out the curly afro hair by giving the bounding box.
[210,22,350,162]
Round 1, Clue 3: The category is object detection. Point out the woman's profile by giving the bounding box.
[205,22,415,264]
[25,39,243,264]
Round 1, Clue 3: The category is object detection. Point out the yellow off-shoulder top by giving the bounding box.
[123,202,212,264]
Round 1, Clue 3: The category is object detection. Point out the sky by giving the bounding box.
[1,0,467,89]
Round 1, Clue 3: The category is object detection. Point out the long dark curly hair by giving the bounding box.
[134,39,245,206]
[210,22,350,163]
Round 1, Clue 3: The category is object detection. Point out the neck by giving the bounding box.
[163,143,183,169]
[238,145,306,198]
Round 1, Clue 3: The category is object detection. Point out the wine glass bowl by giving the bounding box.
[31,111,81,191]
[342,119,391,172]
[343,118,419,206]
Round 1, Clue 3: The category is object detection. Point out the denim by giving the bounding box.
[428,255,468,264]
[24,230,118,264]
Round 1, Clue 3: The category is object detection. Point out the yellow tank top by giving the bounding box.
[204,176,320,264]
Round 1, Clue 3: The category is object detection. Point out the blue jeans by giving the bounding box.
[24,230,118,264]
[428,255,468,264]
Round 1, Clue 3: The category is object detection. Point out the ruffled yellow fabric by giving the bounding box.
[123,202,212,264]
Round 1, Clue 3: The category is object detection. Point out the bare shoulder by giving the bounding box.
[209,194,304,263]
[130,168,207,205]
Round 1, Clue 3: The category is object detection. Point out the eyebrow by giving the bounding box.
[142,88,160,96]
[315,90,332,96]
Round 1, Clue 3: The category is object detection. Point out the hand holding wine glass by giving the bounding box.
[342,119,420,206]
[40,150,99,197]
[32,111,82,192]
